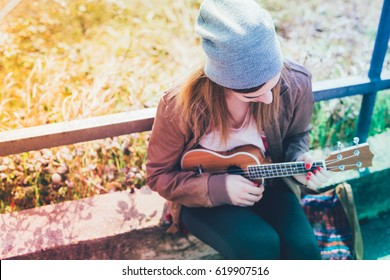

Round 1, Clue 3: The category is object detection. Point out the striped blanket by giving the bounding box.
[302,188,354,260]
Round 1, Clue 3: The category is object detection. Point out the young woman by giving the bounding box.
[146,0,332,259]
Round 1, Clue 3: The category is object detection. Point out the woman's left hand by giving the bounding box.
[292,152,333,190]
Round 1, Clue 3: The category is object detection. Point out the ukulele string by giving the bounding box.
[232,163,359,177]
[206,163,324,178]
[202,160,360,178]
[326,163,361,171]
[324,153,358,165]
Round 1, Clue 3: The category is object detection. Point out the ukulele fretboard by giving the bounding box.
[247,161,325,179]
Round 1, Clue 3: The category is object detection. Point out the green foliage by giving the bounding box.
[310,97,361,149]
[0,133,148,213]
[369,91,390,136]
[310,91,390,150]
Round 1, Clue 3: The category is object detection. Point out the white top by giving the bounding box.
[199,112,265,153]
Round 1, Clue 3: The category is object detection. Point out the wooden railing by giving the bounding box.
[0,108,156,157]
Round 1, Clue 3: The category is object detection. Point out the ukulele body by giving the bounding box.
[181,145,269,182]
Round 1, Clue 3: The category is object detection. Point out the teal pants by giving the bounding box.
[181,182,322,260]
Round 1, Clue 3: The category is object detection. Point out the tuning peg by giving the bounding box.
[337,141,342,151]
[353,137,360,145]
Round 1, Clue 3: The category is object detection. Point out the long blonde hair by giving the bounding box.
[175,64,288,145]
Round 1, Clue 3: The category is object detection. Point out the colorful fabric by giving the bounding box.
[301,189,353,260]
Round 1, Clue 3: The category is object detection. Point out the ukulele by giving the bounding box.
[181,138,374,182]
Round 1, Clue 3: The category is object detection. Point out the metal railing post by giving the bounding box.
[356,0,390,142]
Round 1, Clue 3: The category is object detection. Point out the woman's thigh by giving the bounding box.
[181,204,280,260]
[252,184,322,260]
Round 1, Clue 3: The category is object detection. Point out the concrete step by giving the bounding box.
[360,212,390,260]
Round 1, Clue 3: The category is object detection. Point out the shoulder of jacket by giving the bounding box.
[157,87,180,114]
[283,58,313,98]
[284,59,312,88]
[156,87,191,137]
[284,58,312,79]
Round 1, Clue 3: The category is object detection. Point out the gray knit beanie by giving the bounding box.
[195,0,283,90]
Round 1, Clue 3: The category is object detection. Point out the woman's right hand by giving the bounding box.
[225,175,264,207]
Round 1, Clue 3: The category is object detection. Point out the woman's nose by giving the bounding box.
[256,90,273,104]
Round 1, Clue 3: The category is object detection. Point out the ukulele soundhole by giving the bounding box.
[226,165,243,175]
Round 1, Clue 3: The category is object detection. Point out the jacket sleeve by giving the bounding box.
[283,72,314,162]
[146,96,218,208]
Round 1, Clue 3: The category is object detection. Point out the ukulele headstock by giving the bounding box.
[324,138,374,172]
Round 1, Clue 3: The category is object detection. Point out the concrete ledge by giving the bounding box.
[1,186,167,259]
[1,186,220,260]
[8,225,221,260]
[349,168,390,220]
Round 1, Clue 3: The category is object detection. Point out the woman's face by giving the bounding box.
[228,72,281,104]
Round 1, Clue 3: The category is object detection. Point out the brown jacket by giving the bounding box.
[146,60,314,233]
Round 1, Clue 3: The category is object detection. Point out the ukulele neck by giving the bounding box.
[247,161,325,180]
